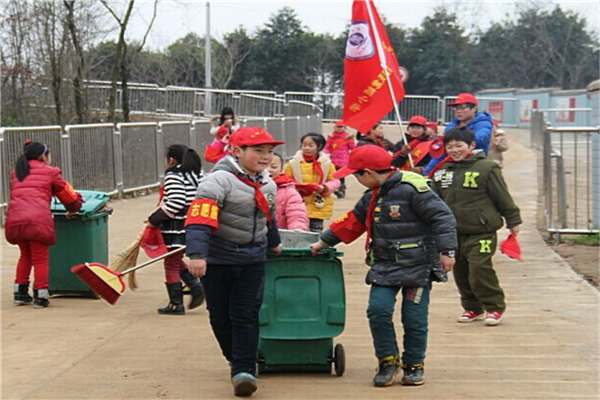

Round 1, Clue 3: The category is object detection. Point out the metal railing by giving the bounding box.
[539,109,600,240]
[283,92,444,125]
[0,114,322,223]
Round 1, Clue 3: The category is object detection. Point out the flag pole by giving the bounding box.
[364,0,414,168]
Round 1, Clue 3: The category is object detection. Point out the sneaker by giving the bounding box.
[373,355,399,387]
[457,310,484,323]
[401,362,425,386]
[13,284,33,306]
[485,311,504,326]
[231,372,258,397]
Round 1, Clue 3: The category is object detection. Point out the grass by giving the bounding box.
[567,233,600,246]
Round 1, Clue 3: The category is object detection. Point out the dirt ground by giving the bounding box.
[549,242,599,288]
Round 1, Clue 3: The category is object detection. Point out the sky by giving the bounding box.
[112,0,600,50]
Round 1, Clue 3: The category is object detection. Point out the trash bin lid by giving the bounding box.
[50,190,110,216]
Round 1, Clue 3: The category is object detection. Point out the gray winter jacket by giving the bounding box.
[185,156,280,265]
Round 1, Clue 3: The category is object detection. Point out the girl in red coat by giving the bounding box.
[5,141,83,308]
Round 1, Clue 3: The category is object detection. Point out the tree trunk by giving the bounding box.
[120,43,130,122]
[64,0,87,124]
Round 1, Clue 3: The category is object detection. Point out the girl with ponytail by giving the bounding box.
[147,144,205,315]
[5,140,83,308]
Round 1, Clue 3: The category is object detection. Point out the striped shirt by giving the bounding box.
[162,167,203,220]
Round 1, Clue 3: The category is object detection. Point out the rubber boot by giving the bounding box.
[180,269,205,310]
[157,282,185,315]
[33,289,50,309]
[14,284,33,305]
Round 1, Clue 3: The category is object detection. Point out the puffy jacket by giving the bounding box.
[424,112,493,175]
[321,171,457,288]
[185,156,281,265]
[284,151,340,220]
[324,131,356,168]
[274,174,309,231]
[5,161,82,245]
[431,151,521,235]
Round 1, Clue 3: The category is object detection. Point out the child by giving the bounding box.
[285,133,340,233]
[148,144,205,315]
[311,145,457,387]
[268,153,309,231]
[185,127,283,397]
[324,120,356,199]
[430,128,521,326]
[205,107,240,163]
[5,141,83,308]
[488,120,509,168]
[425,122,439,139]
[392,115,433,174]
[357,122,395,152]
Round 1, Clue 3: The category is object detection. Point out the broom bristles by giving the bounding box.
[71,263,124,305]
[109,227,144,290]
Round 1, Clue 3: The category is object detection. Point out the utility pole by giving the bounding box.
[204,1,212,115]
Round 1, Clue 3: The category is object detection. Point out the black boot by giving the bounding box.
[33,289,50,309]
[157,283,185,315]
[14,284,33,305]
[180,269,205,310]
[373,355,399,387]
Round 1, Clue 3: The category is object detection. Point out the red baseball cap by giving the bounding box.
[426,122,438,131]
[333,145,392,179]
[334,119,345,126]
[229,127,285,148]
[448,93,478,106]
[408,116,427,127]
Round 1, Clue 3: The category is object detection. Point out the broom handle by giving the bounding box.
[120,247,186,276]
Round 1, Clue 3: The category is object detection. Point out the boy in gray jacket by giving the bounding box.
[186,127,283,397]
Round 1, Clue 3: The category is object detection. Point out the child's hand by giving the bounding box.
[310,241,326,255]
[65,211,78,219]
[317,185,327,194]
[440,254,455,272]
[189,259,207,278]
[270,244,282,255]
[509,225,521,236]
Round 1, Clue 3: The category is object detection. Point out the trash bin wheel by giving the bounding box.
[333,343,345,376]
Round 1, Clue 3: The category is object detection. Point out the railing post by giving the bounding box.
[61,127,74,185]
[114,124,124,198]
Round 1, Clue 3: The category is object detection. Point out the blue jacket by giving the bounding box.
[424,112,493,176]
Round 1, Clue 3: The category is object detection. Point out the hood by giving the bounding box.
[213,155,270,183]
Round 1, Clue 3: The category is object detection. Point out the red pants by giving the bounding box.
[164,250,188,284]
[15,241,50,289]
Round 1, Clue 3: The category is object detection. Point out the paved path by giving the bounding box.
[2,132,598,399]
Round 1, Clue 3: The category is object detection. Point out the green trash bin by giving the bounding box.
[258,230,346,376]
[48,191,111,297]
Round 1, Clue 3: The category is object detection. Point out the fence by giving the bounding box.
[0,114,322,223]
[535,110,600,240]
[283,92,443,125]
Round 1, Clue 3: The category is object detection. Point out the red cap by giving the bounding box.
[448,93,478,106]
[426,122,438,131]
[333,145,391,179]
[334,119,345,126]
[229,127,285,148]
[408,116,427,127]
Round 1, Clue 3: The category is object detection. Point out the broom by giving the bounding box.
[71,247,186,305]
[109,227,145,291]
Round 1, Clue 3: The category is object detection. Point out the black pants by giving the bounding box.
[309,218,324,233]
[203,263,265,377]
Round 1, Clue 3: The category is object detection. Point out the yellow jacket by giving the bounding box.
[285,151,340,220]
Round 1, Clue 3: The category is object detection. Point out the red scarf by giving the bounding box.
[236,175,272,227]
[365,171,396,250]
[303,154,325,184]
[273,173,295,187]
[428,153,475,178]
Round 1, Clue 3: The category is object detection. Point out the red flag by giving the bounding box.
[343,0,405,134]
